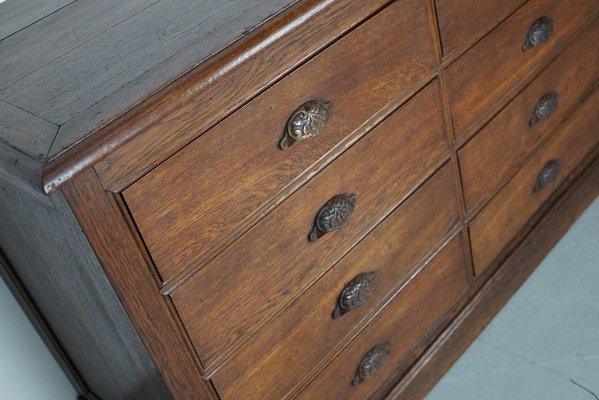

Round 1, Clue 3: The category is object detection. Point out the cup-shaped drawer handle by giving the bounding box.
[309,193,356,242]
[352,342,391,386]
[534,159,560,193]
[522,16,553,52]
[529,92,558,126]
[279,100,333,149]
[332,271,376,319]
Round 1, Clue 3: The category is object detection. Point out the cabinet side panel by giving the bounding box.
[0,146,171,400]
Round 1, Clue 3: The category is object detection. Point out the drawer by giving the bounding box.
[122,0,437,282]
[460,18,599,213]
[171,81,449,371]
[295,233,468,400]
[445,0,598,141]
[435,0,526,56]
[470,86,599,275]
[211,163,460,400]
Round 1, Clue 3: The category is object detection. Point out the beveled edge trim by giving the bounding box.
[42,0,393,194]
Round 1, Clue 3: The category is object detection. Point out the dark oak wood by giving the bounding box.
[459,18,599,214]
[435,0,526,57]
[445,0,598,141]
[211,163,459,399]
[295,233,469,400]
[62,169,217,399]
[384,151,599,400]
[123,0,437,282]
[470,85,599,275]
[43,0,396,194]
[170,80,449,372]
[0,143,170,400]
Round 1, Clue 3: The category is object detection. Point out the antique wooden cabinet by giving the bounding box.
[0,0,598,399]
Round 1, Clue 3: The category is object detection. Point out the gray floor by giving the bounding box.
[427,196,599,400]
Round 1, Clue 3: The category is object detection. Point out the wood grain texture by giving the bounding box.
[445,0,598,141]
[123,0,437,282]
[0,145,170,400]
[171,81,450,373]
[0,0,73,41]
[435,0,526,57]
[470,86,599,275]
[44,0,394,194]
[62,169,217,399]
[0,99,58,161]
[211,164,459,400]
[0,0,296,126]
[295,234,468,400]
[0,0,158,92]
[385,154,599,400]
[459,18,599,214]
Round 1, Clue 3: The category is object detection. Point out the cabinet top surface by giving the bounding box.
[0,0,296,162]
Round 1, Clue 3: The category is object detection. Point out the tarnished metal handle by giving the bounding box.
[280,100,332,149]
[309,194,356,242]
[352,343,391,386]
[332,272,376,319]
[529,92,558,126]
[522,16,553,52]
[534,159,560,193]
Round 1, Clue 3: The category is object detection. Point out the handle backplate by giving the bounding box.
[333,272,376,319]
[534,159,560,193]
[352,342,391,386]
[280,100,332,149]
[529,92,558,126]
[309,194,356,242]
[522,16,553,52]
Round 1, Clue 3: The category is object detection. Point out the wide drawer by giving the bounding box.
[171,81,449,371]
[211,163,460,399]
[122,0,437,282]
[435,0,526,57]
[445,0,598,141]
[470,86,599,275]
[460,18,599,213]
[295,233,468,400]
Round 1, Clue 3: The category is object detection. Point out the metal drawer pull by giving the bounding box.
[332,272,376,319]
[309,193,356,242]
[352,343,391,386]
[279,100,332,149]
[522,16,553,52]
[529,92,558,126]
[534,159,560,193]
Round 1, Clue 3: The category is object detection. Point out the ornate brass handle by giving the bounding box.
[522,17,553,52]
[533,159,560,193]
[352,343,391,386]
[332,272,376,319]
[280,100,333,149]
[309,194,356,242]
[529,92,558,126]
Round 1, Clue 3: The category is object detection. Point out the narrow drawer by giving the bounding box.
[445,0,598,140]
[470,86,599,275]
[295,233,468,400]
[435,0,526,56]
[122,0,437,282]
[171,81,449,372]
[460,18,599,213]
[211,163,459,400]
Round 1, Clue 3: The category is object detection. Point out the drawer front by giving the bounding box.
[446,0,598,140]
[470,86,599,275]
[211,163,460,400]
[460,18,599,213]
[123,0,437,282]
[435,0,526,56]
[171,81,449,371]
[295,234,468,400]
